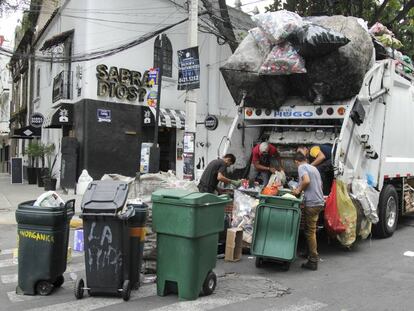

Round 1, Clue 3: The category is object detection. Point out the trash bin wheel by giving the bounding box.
[122,280,131,301]
[201,271,217,296]
[36,280,54,296]
[53,275,64,288]
[255,257,264,268]
[281,262,290,271]
[74,278,85,299]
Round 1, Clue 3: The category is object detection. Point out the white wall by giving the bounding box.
[33,0,240,178]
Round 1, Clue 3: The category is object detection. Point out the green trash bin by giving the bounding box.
[15,199,74,295]
[251,192,302,270]
[152,189,230,301]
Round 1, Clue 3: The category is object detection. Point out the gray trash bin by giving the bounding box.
[74,180,146,301]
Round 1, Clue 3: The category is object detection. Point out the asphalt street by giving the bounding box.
[1,173,414,311]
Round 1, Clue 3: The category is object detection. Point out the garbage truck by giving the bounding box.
[220,58,414,239]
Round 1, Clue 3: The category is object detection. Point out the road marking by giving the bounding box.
[25,284,156,311]
[0,258,17,268]
[150,296,247,311]
[0,248,16,255]
[1,262,85,284]
[264,298,328,311]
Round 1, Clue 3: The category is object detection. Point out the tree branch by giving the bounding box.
[390,0,414,24]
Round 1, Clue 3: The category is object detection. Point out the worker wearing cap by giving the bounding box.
[297,144,334,195]
[248,142,281,186]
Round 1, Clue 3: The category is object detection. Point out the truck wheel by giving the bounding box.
[372,184,399,238]
[36,281,53,296]
[122,280,131,301]
[74,278,84,299]
[201,271,217,296]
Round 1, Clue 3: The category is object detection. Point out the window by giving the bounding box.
[36,68,40,98]
[153,35,173,78]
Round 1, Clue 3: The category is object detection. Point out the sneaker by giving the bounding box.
[301,260,318,271]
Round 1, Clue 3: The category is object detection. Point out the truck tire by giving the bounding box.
[372,184,398,238]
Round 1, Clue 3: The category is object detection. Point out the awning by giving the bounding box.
[43,103,74,128]
[10,125,41,139]
[142,106,185,129]
[40,29,74,51]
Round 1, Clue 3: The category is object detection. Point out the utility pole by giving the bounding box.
[149,34,165,173]
[183,0,198,180]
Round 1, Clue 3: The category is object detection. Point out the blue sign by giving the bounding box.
[97,109,111,123]
[177,46,200,91]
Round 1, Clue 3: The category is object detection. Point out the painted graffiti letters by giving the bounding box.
[87,222,123,274]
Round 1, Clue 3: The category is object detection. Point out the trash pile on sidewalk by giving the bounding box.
[220,10,413,108]
[131,171,198,274]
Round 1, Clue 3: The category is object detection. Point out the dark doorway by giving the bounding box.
[142,127,176,172]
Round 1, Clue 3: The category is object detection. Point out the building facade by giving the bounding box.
[12,0,252,188]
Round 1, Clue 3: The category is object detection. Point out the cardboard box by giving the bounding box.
[73,229,84,252]
[225,228,243,262]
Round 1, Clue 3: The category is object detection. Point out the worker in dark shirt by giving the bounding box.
[248,142,281,186]
[297,144,334,195]
[198,154,240,193]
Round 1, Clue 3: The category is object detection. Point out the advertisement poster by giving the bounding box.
[177,46,200,91]
[148,68,158,87]
[147,90,157,107]
[183,132,195,153]
[183,153,194,180]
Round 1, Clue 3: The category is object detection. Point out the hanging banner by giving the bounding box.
[177,46,200,90]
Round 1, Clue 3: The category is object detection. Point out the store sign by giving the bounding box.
[204,115,218,131]
[96,64,151,103]
[58,108,69,123]
[30,113,44,128]
[97,109,111,123]
[177,47,200,91]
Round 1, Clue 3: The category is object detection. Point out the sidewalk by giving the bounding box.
[0,173,83,225]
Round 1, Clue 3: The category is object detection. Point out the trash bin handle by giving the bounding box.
[81,212,118,217]
[65,199,75,215]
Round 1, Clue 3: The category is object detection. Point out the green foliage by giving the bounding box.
[25,141,42,167]
[264,0,414,58]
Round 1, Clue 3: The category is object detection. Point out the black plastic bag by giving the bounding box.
[288,23,350,59]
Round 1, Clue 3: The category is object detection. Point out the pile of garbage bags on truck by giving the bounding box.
[220,10,412,108]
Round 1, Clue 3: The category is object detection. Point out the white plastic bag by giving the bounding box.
[76,169,93,195]
[351,179,379,224]
[34,191,65,207]
[252,10,303,44]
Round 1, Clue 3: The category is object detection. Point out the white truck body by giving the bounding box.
[221,59,414,237]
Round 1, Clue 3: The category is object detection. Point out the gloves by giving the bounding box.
[230,179,242,187]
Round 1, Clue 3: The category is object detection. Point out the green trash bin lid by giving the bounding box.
[152,189,230,207]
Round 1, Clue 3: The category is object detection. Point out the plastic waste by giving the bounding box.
[76,169,93,195]
[252,10,303,44]
[287,23,350,59]
[259,42,306,75]
[352,179,379,224]
[33,191,65,207]
[376,34,403,49]
[288,180,299,190]
[249,27,273,56]
[369,22,393,36]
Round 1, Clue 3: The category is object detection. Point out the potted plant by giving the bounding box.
[25,141,42,184]
[43,144,58,191]
[38,143,55,187]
